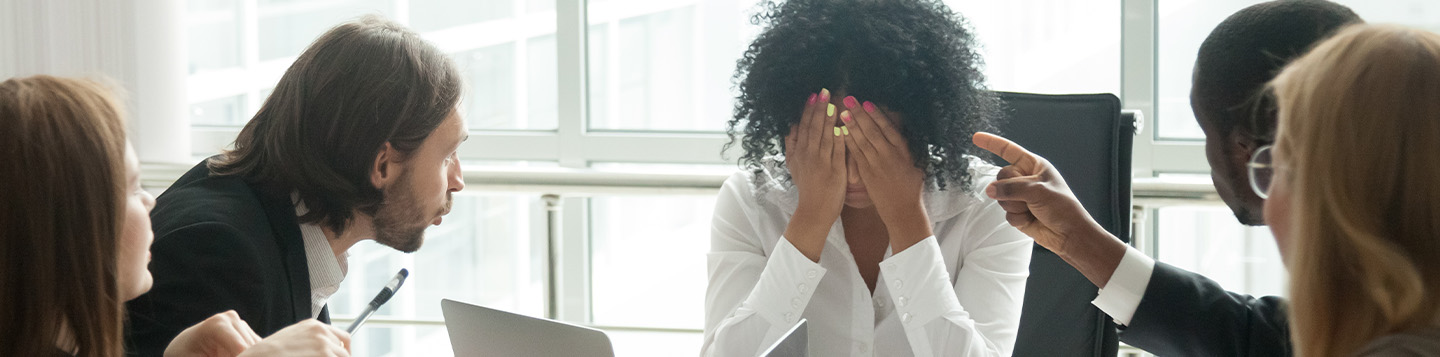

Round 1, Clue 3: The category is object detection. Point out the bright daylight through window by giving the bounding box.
[176,0,1439,355]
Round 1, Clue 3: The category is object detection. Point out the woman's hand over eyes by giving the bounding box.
[840,97,934,251]
[781,89,847,261]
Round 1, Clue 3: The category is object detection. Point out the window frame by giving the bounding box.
[173,0,1221,351]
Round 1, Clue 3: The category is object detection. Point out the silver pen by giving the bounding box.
[346,268,409,334]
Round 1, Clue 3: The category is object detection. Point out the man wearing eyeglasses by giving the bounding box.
[971,1,1360,356]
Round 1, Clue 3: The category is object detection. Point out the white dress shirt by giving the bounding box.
[703,158,1033,357]
[1090,246,1156,326]
[294,197,349,318]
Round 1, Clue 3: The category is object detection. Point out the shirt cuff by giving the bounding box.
[1091,246,1156,326]
[878,236,962,330]
[744,237,828,327]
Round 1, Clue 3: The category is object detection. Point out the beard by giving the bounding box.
[371,169,453,253]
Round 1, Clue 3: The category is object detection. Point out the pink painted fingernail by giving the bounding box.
[843,96,859,109]
[807,93,817,105]
[820,88,831,102]
[841,110,852,123]
[863,101,877,113]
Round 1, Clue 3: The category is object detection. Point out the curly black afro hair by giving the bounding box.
[726,0,1001,192]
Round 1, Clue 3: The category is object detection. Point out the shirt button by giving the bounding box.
[898,296,909,307]
[791,298,801,309]
[784,312,795,323]
[893,279,904,289]
[858,343,870,353]
[902,312,912,324]
[797,283,809,294]
[806,269,818,279]
[877,300,886,308]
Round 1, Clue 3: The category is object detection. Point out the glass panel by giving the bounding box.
[527,0,555,14]
[586,0,758,132]
[454,44,519,129]
[589,195,714,330]
[190,94,247,126]
[329,194,547,322]
[944,0,1122,95]
[408,0,510,32]
[1154,206,1286,297]
[347,325,453,357]
[1153,0,1440,140]
[526,35,560,129]
[1154,0,1261,140]
[185,0,242,74]
[256,0,396,61]
[1336,0,1440,32]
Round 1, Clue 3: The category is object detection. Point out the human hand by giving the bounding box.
[838,97,932,250]
[237,319,351,357]
[970,132,1105,255]
[781,88,847,261]
[164,310,261,357]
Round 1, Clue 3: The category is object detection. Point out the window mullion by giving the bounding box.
[556,0,589,168]
[1121,0,1158,177]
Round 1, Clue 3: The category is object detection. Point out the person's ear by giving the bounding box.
[1228,129,1259,168]
[370,143,401,189]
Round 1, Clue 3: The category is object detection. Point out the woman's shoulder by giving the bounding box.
[718,161,798,215]
[926,156,1002,213]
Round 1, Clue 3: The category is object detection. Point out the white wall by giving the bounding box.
[0,0,190,164]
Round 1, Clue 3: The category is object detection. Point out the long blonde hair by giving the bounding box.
[1270,24,1440,356]
[0,75,129,357]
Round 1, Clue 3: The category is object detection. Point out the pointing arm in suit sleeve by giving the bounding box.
[1119,262,1290,356]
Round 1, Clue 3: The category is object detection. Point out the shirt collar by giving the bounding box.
[292,194,348,302]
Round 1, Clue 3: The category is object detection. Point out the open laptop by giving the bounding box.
[760,319,808,357]
[441,299,615,357]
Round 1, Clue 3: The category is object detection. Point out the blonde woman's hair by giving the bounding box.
[1270,24,1440,356]
[0,75,129,357]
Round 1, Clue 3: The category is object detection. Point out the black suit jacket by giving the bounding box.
[125,160,328,356]
[1118,262,1290,356]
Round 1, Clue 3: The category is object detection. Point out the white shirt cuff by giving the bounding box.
[744,237,827,327]
[1091,247,1156,326]
[878,236,961,329]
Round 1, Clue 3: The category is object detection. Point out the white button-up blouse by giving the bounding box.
[702,158,1032,357]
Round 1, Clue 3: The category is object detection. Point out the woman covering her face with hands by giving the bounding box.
[0,75,350,357]
[703,0,1032,355]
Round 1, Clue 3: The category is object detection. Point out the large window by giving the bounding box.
[175,0,1440,355]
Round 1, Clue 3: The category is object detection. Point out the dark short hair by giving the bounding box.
[1193,0,1360,142]
[726,0,999,191]
[210,15,462,233]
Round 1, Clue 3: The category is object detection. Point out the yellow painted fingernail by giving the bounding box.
[827,103,836,117]
[834,127,841,136]
[842,126,850,135]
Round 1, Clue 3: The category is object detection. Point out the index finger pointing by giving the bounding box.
[972,132,1041,173]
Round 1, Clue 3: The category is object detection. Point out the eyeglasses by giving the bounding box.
[1247,145,1275,199]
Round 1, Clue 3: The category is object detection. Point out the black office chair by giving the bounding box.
[986,92,1135,357]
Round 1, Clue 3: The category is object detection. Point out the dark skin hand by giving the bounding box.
[839,97,933,253]
[781,89,847,262]
[972,132,1128,288]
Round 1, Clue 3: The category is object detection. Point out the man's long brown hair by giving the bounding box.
[208,15,462,234]
[0,75,129,356]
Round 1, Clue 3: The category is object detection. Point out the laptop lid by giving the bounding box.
[760,319,807,357]
[441,299,615,357]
